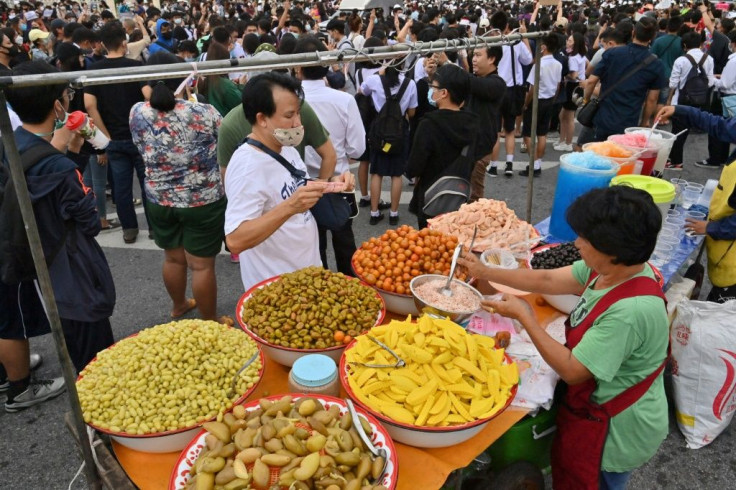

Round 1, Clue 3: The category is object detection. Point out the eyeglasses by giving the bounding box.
[61,88,75,101]
[429,84,444,90]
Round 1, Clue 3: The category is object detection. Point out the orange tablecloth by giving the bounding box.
[113,294,561,489]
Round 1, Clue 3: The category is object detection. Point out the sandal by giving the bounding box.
[100,220,121,230]
[171,298,197,318]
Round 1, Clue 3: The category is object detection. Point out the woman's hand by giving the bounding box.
[482,294,535,324]
[685,218,708,235]
[456,249,488,280]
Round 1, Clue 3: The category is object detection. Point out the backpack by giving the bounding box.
[0,140,65,284]
[355,69,376,131]
[422,145,474,218]
[679,53,709,107]
[369,76,411,156]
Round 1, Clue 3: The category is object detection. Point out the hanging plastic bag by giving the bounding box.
[671,299,736,448]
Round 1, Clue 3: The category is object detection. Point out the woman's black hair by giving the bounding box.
[570,32,587,57]
[356,36,383,69]
[277,32,297,54]
[432,63,469,106]
[383,65,399,88]
[241,72,304,125]
[6,61,67,124]
[147,51,186,112]
[566,186,661,266]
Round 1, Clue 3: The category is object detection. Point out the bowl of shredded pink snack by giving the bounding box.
[409,274,483,323]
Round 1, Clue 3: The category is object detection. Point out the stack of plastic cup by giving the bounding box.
[651,242,674,267]
[670,178,688,207]
[664,215,686,240]
[681,183,704,209]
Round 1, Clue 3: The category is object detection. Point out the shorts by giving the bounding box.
[561,81,580,111]
[522,98,555,137]
[657,86,671,106]
[146,197,226,257]
[0,280,50,340]
[500,85,526,133]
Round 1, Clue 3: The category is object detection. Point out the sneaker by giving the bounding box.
[360,199,391,210]
[519,166,541,177]
[664,160,683,170]
[230,253,240,264]
[5,377,66,413]
[133,198,142,206]
[123,228,139,244]
[547,132,559,143]
[0,354,43,393]
[520,142,528,153]
[369,213,384,225]
[694,159,722,169]
[389,214,399,226]
[406,178,416,185]
[486,166,498,177]
[554,142,574,152]
[504,162,514,177]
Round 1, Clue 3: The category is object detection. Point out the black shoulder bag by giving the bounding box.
[577,54,657,128]
[244,138,351,231]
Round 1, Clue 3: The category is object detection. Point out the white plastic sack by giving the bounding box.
[671,299,736,449]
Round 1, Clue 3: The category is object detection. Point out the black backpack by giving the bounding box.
[355,69,376,132]
[422,145,474,218]
[679,53,709,107]
[0,140,64,284]
[369,75,411,156]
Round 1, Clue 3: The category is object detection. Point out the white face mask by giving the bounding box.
[15,35,23,45]
[272,125,305,147]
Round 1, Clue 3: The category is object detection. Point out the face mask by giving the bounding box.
[161,31,172,40]
[291,32,299,39]
[272,124,305,147]
[185,56,195,62]
[20,23,27,32]
[174,18,182,25]
[14,36,23,46]
[54,107,69,130]
[3,45,20,57]
[427,87,437,107]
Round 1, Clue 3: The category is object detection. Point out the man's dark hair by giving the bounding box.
[63,21,82,38]
[259,33,277,46]
[667,15,684,33]
[71,26,96,45]
[542,32,559,53]
[490,10,508,31]
[681,30,702,50]
[722,18,735,34]
[176,40,198,56]
[433,63,469,106]
[212,26,230,45]
[6,61,67,124]
[658,18,668,31]
[99,20,126,51]
[100,9,114,20]
[241,72,304,125]
[289,19,304,32]
[615,22,633,44]
[417,27,439,42]
[634,17,657,43]
[293,35,328,79]
[277,32,297,54]
[567,186,661,266]
[257,18,271,32]
[243,33,259,54]
[478,45,503,65]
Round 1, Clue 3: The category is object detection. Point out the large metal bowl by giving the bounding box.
[409,274,483,323]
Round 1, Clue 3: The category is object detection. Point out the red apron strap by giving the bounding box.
[601,344,671,418]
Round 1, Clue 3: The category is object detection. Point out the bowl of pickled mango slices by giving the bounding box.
[340,315,518,448]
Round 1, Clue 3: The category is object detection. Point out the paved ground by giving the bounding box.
[1,130,734,489]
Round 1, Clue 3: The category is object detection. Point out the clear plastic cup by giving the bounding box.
[686,210,706,221]
[667,208,682,219]
[658,235,680,251]
[653,243,674,263]
[670,178,688,207]
[681,183,704,210]
[664,217,685,239]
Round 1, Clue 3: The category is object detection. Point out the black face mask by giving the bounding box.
[161,31,172,40]
[2,45,20,57]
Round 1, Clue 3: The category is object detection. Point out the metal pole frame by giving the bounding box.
[0,94,102,489]
[526,37,543,224]
[0,31,547,489]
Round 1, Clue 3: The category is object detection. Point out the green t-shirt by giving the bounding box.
[569,261,669,472]
[217,101,330,167]
[651,34,684,80]
[207,77,244,118]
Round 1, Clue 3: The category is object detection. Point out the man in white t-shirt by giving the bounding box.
[224,72,355,291]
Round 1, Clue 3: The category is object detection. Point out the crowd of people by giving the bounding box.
[0,1,735,488]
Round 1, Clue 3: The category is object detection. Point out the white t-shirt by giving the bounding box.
[526,55,563,100]
[360,73,418,114]
[224,143,321,291]
[568,54,587,82]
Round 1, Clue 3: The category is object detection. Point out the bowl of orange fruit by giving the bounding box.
[351,225,466,315]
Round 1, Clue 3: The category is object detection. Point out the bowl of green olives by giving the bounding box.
[237,267,386,367]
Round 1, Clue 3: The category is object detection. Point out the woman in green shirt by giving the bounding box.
[199,42,244,117]
[459,186,669,490]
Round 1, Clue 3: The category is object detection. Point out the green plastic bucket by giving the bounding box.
[486,405,558,472]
